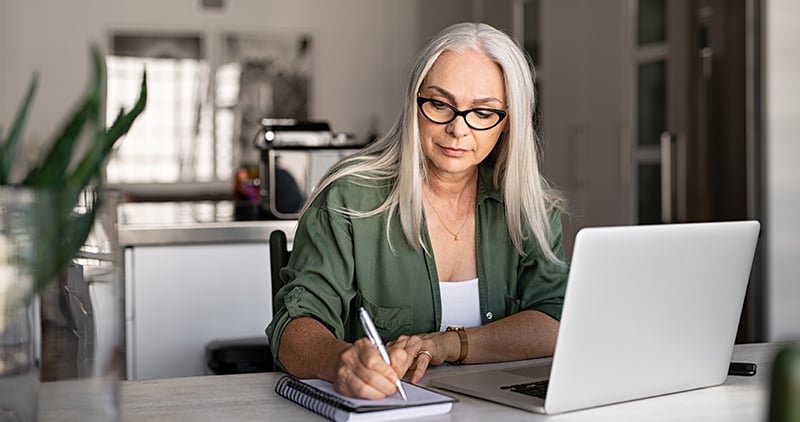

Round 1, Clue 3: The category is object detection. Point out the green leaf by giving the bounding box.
[26,189,59,295]
[23,95,99,187]
[24,46,104,187]
[32,190,101,295]
[69,69,147,191]
[92,45,107,153]
[105,70,147,147]
[8,46,147,299]
[0,74,39,184]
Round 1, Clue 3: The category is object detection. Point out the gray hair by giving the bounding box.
[302,22,563,263]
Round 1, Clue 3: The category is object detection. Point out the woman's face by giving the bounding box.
[417,48,507,179]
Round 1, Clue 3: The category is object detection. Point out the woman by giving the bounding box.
[266,22,568,400]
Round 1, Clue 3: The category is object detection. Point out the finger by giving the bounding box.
[336,340,398,398]
[409,350,432,383]
[387,335,417,352]
[418,332,449,365]
[390,335,411,346]
[403,358,418,380]
[388,335,424,363]
[352,339,403,395]
[333,369,390,400]
[387,347,411,376]
[354,338,397,374]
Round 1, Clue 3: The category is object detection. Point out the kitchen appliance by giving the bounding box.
[254,119,367,219]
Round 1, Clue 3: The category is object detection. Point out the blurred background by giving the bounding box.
[1,0,797,379]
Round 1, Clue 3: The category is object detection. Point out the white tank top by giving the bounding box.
[439,278,481,331]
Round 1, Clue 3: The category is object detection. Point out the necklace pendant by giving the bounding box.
[454,235,458,241]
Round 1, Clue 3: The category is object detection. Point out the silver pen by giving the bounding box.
[358,306,408,400]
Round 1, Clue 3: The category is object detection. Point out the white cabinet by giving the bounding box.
[124,243,272,380]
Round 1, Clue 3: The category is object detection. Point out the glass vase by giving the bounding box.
[0,187,49,421]
[38,188,124,421]
[0,187,124,421]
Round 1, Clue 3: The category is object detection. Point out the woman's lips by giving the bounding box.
[439,144,467,157]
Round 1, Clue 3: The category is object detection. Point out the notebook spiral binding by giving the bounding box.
[276,375,351,420]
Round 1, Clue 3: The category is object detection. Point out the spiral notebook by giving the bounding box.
[275,375,456,421]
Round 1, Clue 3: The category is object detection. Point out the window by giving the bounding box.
[104,32,312,199]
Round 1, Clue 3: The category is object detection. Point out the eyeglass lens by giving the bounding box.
[419,98,504,130]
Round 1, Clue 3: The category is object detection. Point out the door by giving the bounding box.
[529,0,761,341]
[632,0,761,341]
[647,0,750,226]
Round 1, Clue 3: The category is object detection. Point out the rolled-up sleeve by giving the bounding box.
[266,193,356,365]
[517,209,569,321]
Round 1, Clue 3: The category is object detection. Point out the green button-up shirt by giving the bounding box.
[266,162,568,363]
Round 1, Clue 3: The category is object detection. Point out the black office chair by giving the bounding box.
[269,229,290,309]
[205,230,290,374]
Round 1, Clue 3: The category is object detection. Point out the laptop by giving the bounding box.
[430,220,760,414]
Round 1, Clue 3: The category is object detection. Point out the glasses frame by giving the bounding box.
[416,96,507,131]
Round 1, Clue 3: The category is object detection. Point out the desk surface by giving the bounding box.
[40,342,789,421]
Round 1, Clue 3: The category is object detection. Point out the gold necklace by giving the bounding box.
[425,196,470,241]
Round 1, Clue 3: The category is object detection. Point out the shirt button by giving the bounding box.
[485,312,493,320]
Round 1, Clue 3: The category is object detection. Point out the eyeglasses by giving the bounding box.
[416,96,507,131]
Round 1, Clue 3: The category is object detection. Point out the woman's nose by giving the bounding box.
[446,115,470,138]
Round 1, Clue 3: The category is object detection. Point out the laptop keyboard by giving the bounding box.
[501,380,549,399]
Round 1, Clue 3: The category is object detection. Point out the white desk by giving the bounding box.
[40,342,790,421]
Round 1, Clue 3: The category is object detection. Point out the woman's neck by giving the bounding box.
[424,167,478,201]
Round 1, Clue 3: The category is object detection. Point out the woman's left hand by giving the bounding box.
[387,332,454,384]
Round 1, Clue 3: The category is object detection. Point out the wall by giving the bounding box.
[418,0,515,44]
[0,0,420,177]
[766,0,800,341]
[537,0,630,255]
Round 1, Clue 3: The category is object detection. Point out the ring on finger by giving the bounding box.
[416,350,433,360]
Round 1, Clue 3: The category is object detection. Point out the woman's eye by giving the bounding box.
[474,110,495,120]
[431,100,449,110]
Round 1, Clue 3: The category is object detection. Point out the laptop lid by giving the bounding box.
[430,221,760,414]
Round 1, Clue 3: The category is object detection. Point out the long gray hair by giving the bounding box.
[301,22,563,263]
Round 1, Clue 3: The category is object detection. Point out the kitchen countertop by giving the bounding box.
[118,201,297,246]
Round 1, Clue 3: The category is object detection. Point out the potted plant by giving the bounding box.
[0,46,146,420]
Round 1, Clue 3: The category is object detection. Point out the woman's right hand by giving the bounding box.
[332,338,411,399]
[278,317,420,399]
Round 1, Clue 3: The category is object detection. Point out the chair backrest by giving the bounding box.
[269,230,290,308]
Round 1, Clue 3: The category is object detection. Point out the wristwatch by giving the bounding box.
[446,326,468,364]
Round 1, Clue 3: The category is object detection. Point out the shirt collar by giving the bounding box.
[476,160,503,204]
